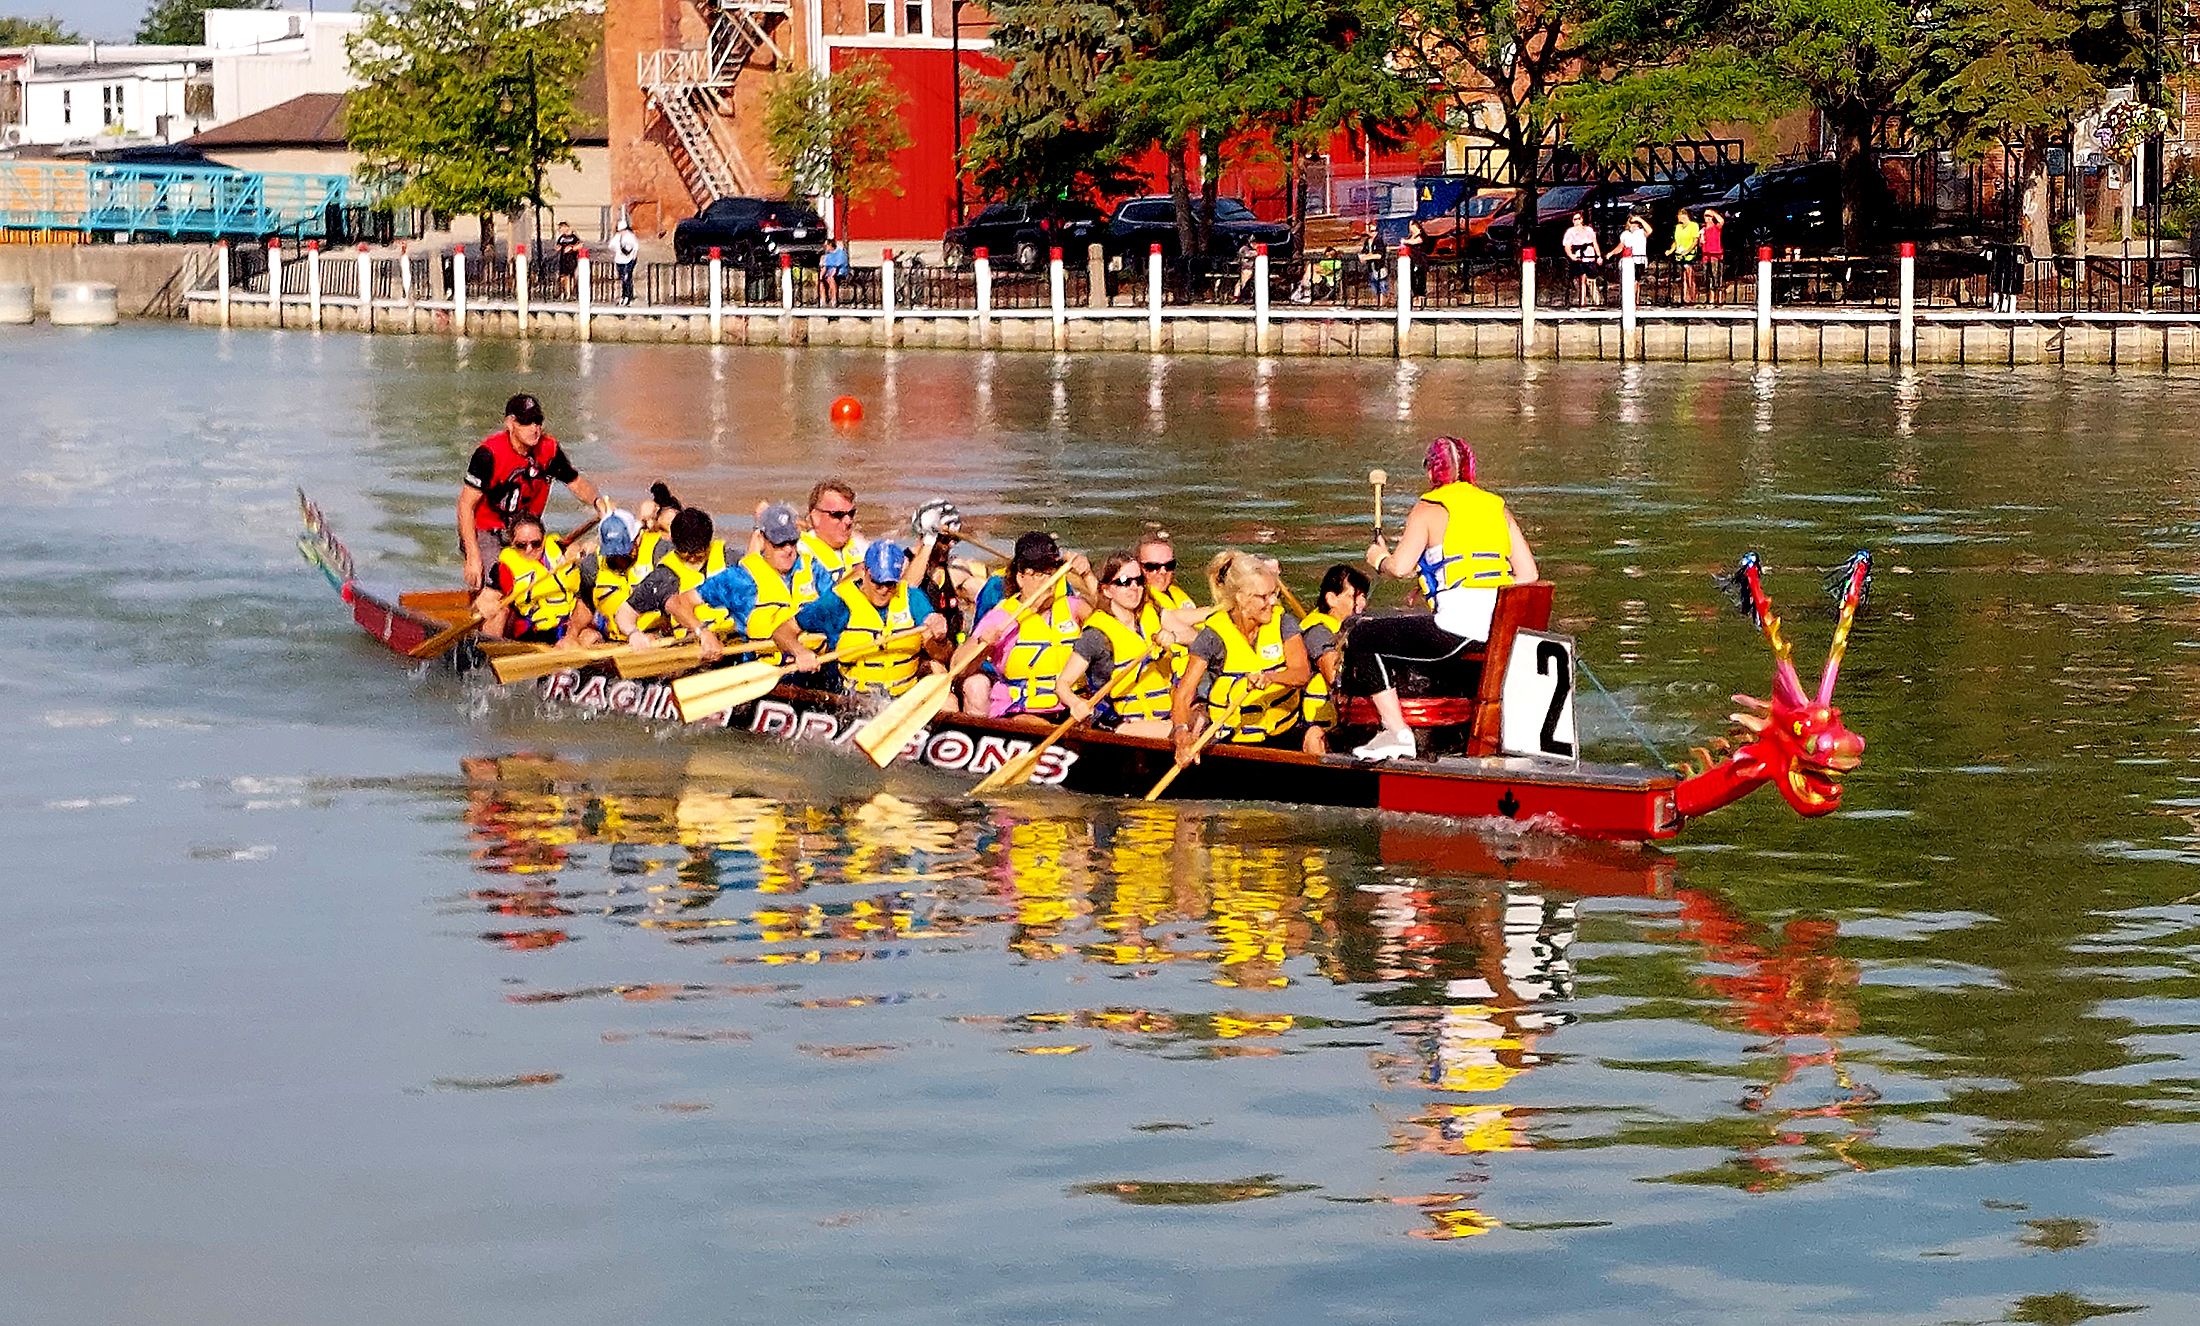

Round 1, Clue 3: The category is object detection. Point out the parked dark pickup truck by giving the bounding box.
[672,197,829,265]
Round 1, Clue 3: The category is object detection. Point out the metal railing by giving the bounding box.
[0,161,359,240]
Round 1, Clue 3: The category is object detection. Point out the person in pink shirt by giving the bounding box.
[949,532,1094,717]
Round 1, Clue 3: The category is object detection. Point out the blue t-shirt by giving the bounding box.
[801,585,936,649]
[973,574,1008,624]
[822,247,850,275]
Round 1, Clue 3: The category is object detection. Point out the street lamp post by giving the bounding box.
[951,0,963,227]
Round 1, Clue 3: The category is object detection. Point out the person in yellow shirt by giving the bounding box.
[1353,436,1539,762]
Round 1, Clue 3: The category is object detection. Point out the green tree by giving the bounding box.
[1382,0,1690,235]
[961,0,1150,203]
[137,0,273,45]
[1553,0,1915,251]
[345,0,597,250]
[761,56,913,222]
[1902,0,2139,252]
[1100,0,1415,255]
[0,15,80,42]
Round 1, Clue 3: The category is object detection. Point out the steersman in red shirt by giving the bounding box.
[458,392,614,591]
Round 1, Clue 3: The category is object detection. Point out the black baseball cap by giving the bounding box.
[505,393,545,425]
[1013,531,1064,573]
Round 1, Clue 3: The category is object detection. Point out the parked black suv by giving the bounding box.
[672,197,829,265]
[1707,162,1842,256]
[1103,195,1294,261]
[942,201,1104,270]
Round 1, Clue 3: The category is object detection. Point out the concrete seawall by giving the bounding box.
[187,290,2200,367]
[3,245,218,318]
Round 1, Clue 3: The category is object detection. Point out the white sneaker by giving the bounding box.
[1353,727,1417,762]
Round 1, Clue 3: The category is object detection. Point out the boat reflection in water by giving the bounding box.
[454,751,1873,1240]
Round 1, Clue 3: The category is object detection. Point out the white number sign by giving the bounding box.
[1499,629,1578,763]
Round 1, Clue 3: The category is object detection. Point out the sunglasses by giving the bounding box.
[1105,576,1144,588]
[1141,559,1176,573]
[513,539,545,551]
[815,506,857,521]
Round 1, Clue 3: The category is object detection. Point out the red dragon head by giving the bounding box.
[1675,552,1869,821]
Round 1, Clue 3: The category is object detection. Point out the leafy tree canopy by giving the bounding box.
[761,55,913,212]
[346,0,597,236]
[0,14,83,42]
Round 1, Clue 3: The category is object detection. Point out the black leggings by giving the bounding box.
[1341,614,1475,696]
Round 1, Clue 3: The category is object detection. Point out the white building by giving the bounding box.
[0,8,364,152]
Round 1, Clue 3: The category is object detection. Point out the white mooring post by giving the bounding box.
[267,238,284,328]
[974,245,993,340]
[1756,246,1774,360]
[355,243,372,329]
[778,250,794,314]
[305,240,323,328]
[215,239,231,327]
[452,244,468,335]
[708,246,723,343]
[576,247,591,340]
[1520,245,1537,350]
[1147,243,1164,352]
[400,241,416,333]
[1897,240,1916,366]
[1048,245,1066,349]
[515,244,530,335]
[1618,251,1637,358]
[1395,251,1413,353]
[1253,242,1271,352]
[882,247,898,345]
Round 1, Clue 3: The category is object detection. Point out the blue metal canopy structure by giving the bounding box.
[0,161,359,240]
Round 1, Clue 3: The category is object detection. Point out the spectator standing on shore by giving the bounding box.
[1699,209,1726,299]
[1669,209,1702,305]
[821,239,849,306]
[1605,214,1650,298]
[1401,220,1430,297]
[1561,211,1601,307]
[1986,240,2028,312]
[554,221,580,300]
[612,220,640,306]
[1233,236,1261,302]
[1360,222,1389,301]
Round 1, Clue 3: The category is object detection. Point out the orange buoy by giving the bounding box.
[830,395,864,424]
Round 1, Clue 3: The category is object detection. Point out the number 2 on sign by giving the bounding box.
[1500,629,1578,762]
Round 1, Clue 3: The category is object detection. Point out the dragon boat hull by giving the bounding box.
[301,491,1864,845]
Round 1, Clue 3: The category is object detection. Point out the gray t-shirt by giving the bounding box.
[1301,618,1338,665]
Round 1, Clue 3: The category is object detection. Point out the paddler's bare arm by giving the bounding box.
[566,473,611,515]
[1367,500,1441,580]
[458,487,487,590]
[1159,604,1210,643]
[664,590,725,663]
[1265,634,1312,689]
[1057,651,1095,722]
[1507,513,1539,582]
[768,618,820,673]
[1169,654,1212,767]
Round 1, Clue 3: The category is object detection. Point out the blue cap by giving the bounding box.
[597,509,638,556]
[864,540,909,583]
[758,502,802,546]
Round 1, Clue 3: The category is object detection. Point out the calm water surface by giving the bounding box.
[8,326,2200,1324]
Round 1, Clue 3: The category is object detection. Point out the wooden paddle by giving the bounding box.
[1279,582,1309,620]
[971,642,1160,795]
[853,564,1073,767]
[673,626,931,724]
[1143,692,1245,802]
[410,514,603,660]
[490,629,769,685]
[952,532,1010,561]
[1369,468,1387,538]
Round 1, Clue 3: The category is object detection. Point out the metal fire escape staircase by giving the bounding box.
[640,1,791,205]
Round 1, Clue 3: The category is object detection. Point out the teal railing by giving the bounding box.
[0,161,358,240]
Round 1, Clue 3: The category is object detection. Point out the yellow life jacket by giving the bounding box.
[636,528,671,567]
[1415,481,1515,603]
[798,531,857,597]
[738,550,801,662]
[1084,609,1175,723]
[656,539,733,635]
[496,535,577,633]
[1205,611,1300,741]
[836,578,925,697]
[1299,608,1343,724]
[1141,581,1198,672]
[1000,589,1082,714]
[581,554,649,640]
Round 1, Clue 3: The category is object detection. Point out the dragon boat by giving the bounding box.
[300,490,1869,843]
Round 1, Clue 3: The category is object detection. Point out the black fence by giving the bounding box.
[240,249,2200,319]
